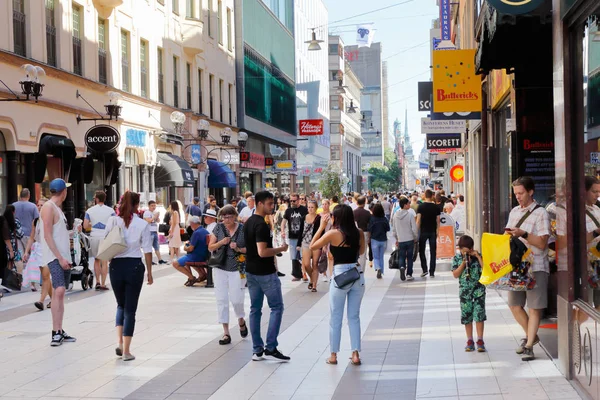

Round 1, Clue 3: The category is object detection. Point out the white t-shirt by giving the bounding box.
[206,222,217,234]
[239,206,255,222]
[143,210,159,232]
[85,204,116,238]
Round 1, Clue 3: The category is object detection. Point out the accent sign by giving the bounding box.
[85,124,120,153]
[299,119,324,136]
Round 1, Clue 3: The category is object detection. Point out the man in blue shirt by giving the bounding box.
[13,188,39,255]
[172,216,209,286]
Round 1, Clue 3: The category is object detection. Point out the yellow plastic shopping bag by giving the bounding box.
[479,233,512,285]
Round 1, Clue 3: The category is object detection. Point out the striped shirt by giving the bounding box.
[505,201,551,273]
[586,204,600,233]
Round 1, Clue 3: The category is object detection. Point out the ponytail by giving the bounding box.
[118,191,140,228]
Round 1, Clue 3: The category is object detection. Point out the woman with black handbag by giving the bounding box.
[208,205,248,345]
[310,204,365,366]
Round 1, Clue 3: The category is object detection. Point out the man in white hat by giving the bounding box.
[204,209,218,234]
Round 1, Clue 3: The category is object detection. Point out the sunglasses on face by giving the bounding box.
[291,200,297,203]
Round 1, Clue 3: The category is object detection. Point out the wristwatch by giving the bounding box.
[522,231,529,239]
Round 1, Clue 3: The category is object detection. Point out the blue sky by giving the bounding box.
[322,0,438,155]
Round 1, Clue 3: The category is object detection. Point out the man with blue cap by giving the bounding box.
[40,178,76,347]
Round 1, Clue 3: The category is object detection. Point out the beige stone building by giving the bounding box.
[0,0,239,220]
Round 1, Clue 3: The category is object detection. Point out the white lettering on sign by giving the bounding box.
[428,138,461,147]
[299,120,323,135]
[87,135,118,143]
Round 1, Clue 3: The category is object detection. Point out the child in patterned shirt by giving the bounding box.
[452,235,487,352]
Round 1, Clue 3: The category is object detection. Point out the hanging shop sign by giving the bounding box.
[222,151,240,165]
[439,0,451,40]
[450,164,464,182]
[421,118,466,134]
[488,0,545,15]
[240,152,265,170]
[265,157,274,167]
[299,119,324,136]
[433,49,482,113]
[85,124,120,153]
[516,134,555,204]
[273,160,297,172]
[591,152,600,165]
[190,144,201,165]
[125,128,147,148]
[426,133,462,152]
[418,81,433,112]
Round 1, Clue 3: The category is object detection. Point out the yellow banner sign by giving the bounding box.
[433,49,482,112]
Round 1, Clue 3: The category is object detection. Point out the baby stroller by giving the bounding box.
[69,219,94,291]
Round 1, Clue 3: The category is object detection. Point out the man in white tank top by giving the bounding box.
[40,179,77,347]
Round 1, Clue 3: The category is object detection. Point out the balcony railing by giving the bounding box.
[121,59,129,92]
[13,10,26,56]
[158,73,164,103]
[73,37,82,76]
[141,67,148,98]
[46,25,56,67]
[98,48,107,84]
[173,80,179,108]
[186,86,191,109]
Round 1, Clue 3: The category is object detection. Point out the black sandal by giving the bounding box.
[308,283,313,290]
[240,322,248,338]
[219,334,231,345]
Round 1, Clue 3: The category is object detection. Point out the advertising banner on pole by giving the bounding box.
[440,0,451,40]
[433,49,482,112]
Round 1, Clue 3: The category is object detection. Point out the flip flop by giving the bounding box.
[326,358,338,365]
[349,357,362,366]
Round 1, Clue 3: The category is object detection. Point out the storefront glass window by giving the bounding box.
[240,171,252,194]
[84,161,105,210]
[156,186,168,209]
[124,148,139,192]
[37,157,63,200]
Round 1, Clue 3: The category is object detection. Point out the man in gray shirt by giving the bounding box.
[13,188,39,255]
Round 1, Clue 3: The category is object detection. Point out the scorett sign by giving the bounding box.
[84,125,120,153]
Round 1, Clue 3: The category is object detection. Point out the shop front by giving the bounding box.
[240,151,265,194]
[207,159,237,204]
[154,151,195,207]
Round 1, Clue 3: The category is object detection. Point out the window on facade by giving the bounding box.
[13,0,26,57]
[219,79,223,122]
[173,56,179,108]
[72,5,82,76]
[226,8,232,51]
[330,95,340,110]
[228,83,233,124]
[198,69,204,114]
[124,149,139,193]
[121,30,130,92]
[45,0,56,67]
[217,0,223,44]
[140,40,148,98]
[158,48,164,103]
[98,19,107,84]
[186,0,194,18]
[328,44,339,55]
[207,0,213,37]
[186,63,192,109]
[209,74,214,119]
[172,0,179,15]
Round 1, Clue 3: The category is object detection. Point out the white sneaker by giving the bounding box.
[406,275,414,281]
[252,351,264,361]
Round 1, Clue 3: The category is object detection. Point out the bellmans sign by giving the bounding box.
[84,124,120,153]
[488,0,545,15]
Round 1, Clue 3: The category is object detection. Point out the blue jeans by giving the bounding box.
[371,239,387,273]
[288,238,299,260]
[398,240,415,276]
[330,263,365,353]
[109,258,145,337]
[246,272,284,354]
[150,232,159,251]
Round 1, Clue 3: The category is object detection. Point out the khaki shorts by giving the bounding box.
[508,271,549,310]
[89,236,101,258]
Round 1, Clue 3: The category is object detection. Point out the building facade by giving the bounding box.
[234,0,297,195]
[0,0,241,221]
[294,0,330,194]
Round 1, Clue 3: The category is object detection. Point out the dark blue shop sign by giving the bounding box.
[488,0,545,14]
[126,128,147,148]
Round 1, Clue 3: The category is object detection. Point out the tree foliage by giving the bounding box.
[319,162,348,199]
[368,149,402,193]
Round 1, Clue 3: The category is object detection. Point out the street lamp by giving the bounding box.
[238,131,248,149]
[305,28,324,51]
[197,119,210,140]
[221,127,232,145]
[0,64,46,102]
[76,90,124,124]
[347,100,357,113]
[170,111,186,134]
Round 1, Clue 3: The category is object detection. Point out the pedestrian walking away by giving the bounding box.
[244,191,290,362]
[23,198,49,301]
[417,189,441,278]
[84,190,116,290]
[208,205,248,345]
[40,179,76,347]
[392,197,418,281]
[13,188,39,262]
[143,200,167,265]
[311,204,366,366]
[353,196,372,272]
[104,191,154,361]
[168,201,182,262]
[368,203,390,279]
[505,176,551,361]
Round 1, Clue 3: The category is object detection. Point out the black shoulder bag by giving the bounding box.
[208,224,229,268]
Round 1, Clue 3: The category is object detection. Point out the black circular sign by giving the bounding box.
[84,124,120,153]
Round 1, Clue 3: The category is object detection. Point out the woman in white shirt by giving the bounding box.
[104,191,153,361]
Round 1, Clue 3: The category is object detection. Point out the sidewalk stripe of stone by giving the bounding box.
[331,273,426,400]
[124,280,328,400]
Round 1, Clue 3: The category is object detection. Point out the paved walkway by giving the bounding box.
[0,240,584,400]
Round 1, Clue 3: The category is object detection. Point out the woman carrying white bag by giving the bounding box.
[99,192,153,361]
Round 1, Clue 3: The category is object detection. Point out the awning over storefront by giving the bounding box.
[208,159,237,188]
[155,152,195,188]
[475,1,552,75]
[34,134,77,183]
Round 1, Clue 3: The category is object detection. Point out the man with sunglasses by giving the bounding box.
[281,194,308,281]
